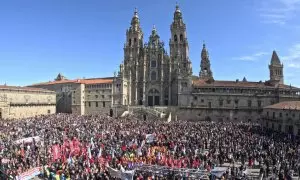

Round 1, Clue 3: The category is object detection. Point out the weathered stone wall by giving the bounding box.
[29,83,79,113]
[71,84,85,115]
[83,83,112,115]
[0,88,56,119]
[176,108,261,122]
[4,105,56,119]
[262,108,300,135]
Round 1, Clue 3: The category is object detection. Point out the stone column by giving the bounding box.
[143,58,146,106]
[111,82,114,106]
[160,55,164,106]
[129,68,132,105]
[135,63,138,105]
[168,61,172,105]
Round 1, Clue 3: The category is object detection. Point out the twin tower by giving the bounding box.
[115,5,284,107]
[117,5,194,106]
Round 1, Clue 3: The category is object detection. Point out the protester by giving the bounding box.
[0,113,299,179]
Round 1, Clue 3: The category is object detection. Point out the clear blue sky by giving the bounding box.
[0,0,300,86]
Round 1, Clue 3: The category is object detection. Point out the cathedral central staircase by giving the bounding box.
[127,106,168,120]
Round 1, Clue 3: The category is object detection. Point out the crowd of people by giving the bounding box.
[0,112,299,179]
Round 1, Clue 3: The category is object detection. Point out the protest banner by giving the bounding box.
[17,167,42,180]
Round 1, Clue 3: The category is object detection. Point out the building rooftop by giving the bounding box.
[192,79,299,90]
[264,101,300,110]
[30,77,114,86]
[0,85,55,93]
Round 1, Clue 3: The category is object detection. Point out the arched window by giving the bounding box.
[180,34,183,41]
[151,71,157,81]
[129,39,132,46]
[151,60,156,68]
[134,38,137,44]
[174,35,177,42]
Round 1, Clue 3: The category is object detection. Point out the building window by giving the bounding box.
[208,102,212,108]
[227,99,231,104]
[129,39,131,46]
[174,34,177,42]
[248,100,252,107]
[219,100,223,106]
[48,110,51,114]
[96,102,98,107]
[103,102,106,107]
[95,95,98,98]
[73,101,75,104]
[258,100,262,107]
[151,60,156,68]
[267,111,269,117]
[293,113,295,117]
[279,112,282,117]
[102,95,105,98]
[201,99,204,103]
[273,112,275,118]
[89,102,91,107]
[234,99,239,105]
[278,125,281,131]
[194,96,197,100]
[180,34,183,42]
[151,71,157,81]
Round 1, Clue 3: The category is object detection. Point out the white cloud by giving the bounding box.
[259,0,300,25]
[233,52,268,61]
[281,43,300,68]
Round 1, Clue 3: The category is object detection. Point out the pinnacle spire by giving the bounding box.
[134,7,138,18]
[131,8,140,30]
[173,2,182,22]
[152,24,156,31]
[175,2,181,12]
[201,42,208,57]
[271,50,281,65]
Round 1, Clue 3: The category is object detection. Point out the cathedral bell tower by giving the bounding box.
[199,43,214,81]
[124,8,144,64]
[169,4,192,76]
[122,8,144,105]
[269,50,284,84]
[169,4,192,106]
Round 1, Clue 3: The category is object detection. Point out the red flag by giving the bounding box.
[52,144,61,162]
[69,140,74,153]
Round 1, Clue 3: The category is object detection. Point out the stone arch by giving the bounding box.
[174,34,178,42]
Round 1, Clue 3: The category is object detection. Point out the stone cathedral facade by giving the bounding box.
[113,6,192,106]
[30,5,300,122]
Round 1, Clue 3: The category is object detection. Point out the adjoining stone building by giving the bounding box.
[262,101,300,136]
[0,85,56,119]
[29,74,114,116]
